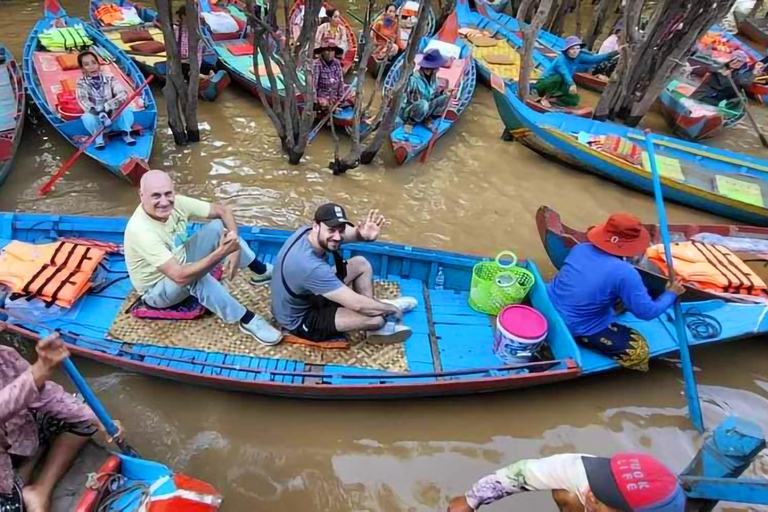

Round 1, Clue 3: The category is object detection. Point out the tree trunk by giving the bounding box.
[749,0,763,17]
[595,0,738,125]
[359,0,431,164]
[156,0,189,145]
[249,0,323,164]
[183,0,201,142]
[584,0,619,50]
[518,0,555,100]
[574,0,582,37]
[548,0,574,35]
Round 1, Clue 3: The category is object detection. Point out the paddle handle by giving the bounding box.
[308,84,354,144]
[38,75,155,196]
[726,73,768,148]
[645,131,705,433]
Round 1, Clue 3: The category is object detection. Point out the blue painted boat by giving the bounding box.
[0,42,25,187]
[658,78,744,141]
[23,0,157,184]
[384,12,477,165]
[89,0,217,79]
[3,212,768,399]
[454,0,593,117]
[492,78,768,225]
[73,448,222,510]
[459,0,608,92]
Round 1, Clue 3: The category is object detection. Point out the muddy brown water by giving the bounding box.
[1,1,768,510]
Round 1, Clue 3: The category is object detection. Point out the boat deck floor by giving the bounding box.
[1,242,503,385]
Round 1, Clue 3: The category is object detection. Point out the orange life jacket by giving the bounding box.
[646,241,767,297]
[0,241,106,308]
[95,4,124,26]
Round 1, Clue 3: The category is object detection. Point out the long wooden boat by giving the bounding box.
[288,0,358,74]
[0,42,25,187]
[455,0,592,117]
[384,12,476,165]
[658,78,744,141]
[735,10,768,49]
[89,0,217,79]
[491,78,768,225]
[465,0,608,92]
[23,0,157,184]
[3,212,768,399]
[536,205,768,302]
[692,26,768,104]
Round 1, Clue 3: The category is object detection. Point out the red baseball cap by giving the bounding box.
[583,453,685,512]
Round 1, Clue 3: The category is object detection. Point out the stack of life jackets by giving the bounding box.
[94,3,143,27]
[0,241,106,308]
[38,24,94,52]
[646,241,768,297]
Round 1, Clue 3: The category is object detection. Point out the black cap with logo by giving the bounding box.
[314,203,354,228]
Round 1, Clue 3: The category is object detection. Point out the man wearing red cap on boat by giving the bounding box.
[547,214,685,371]
[448,452,685,512]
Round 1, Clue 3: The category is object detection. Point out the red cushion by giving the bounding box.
[227,42,254,56]
[121,29,154,44]
[130,40,166,54]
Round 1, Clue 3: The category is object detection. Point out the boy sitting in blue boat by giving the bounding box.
[124,170,282,346]
[448,452,685,512]
[548,214,684,371]
[400,49,453,128]
[76,50,136,150]
[271,204,417,344]
[534,36,620,108]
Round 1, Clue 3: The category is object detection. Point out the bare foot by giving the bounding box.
[540,97,552,108]
[22,485,50,512]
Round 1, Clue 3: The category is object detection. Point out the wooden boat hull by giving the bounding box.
[535,205,768,302]
[23,0,157,183]
[735,10,768,48]
[455,0,595,117]
[492,79,768,225]
[657,80,743,141]
[384,13,477,165]
[0,43,25,187]
[3,212,768,397]
[89,0,217,79]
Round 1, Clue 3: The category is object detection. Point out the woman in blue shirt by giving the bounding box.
[534,36,619,108]
[548,213,685,371]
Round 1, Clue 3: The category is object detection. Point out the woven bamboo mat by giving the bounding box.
[108,276,408,372]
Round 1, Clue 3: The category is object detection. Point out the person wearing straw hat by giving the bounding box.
[534,35,620,108]
[448,452,685,512]
[547,214,685,371]
[691,50,764,107]
[400,48,452,127]
[313,37,352,111]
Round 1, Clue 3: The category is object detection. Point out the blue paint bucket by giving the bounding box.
[493,305,548,364]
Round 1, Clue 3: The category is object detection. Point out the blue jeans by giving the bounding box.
[81,108,134,143]
[142,220,257,323]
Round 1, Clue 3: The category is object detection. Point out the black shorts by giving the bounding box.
[291,296,344,341]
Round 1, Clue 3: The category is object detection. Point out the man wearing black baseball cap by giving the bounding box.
[449,452,685,512]
[271,203,418,343]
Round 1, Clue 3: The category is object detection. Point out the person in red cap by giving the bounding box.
[548,213,685,371]
[448,452,685,512]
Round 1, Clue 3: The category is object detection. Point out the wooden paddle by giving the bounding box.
[727,73,768,148]
[308,84,354,144]
[38,75,154,196]
[36,329,139,456]
[644,130,705,433]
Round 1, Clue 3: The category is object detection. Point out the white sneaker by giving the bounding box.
[381,296,418,313]
[368,321,412,344]
[249,262,273,285]
[239,314,283,346]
